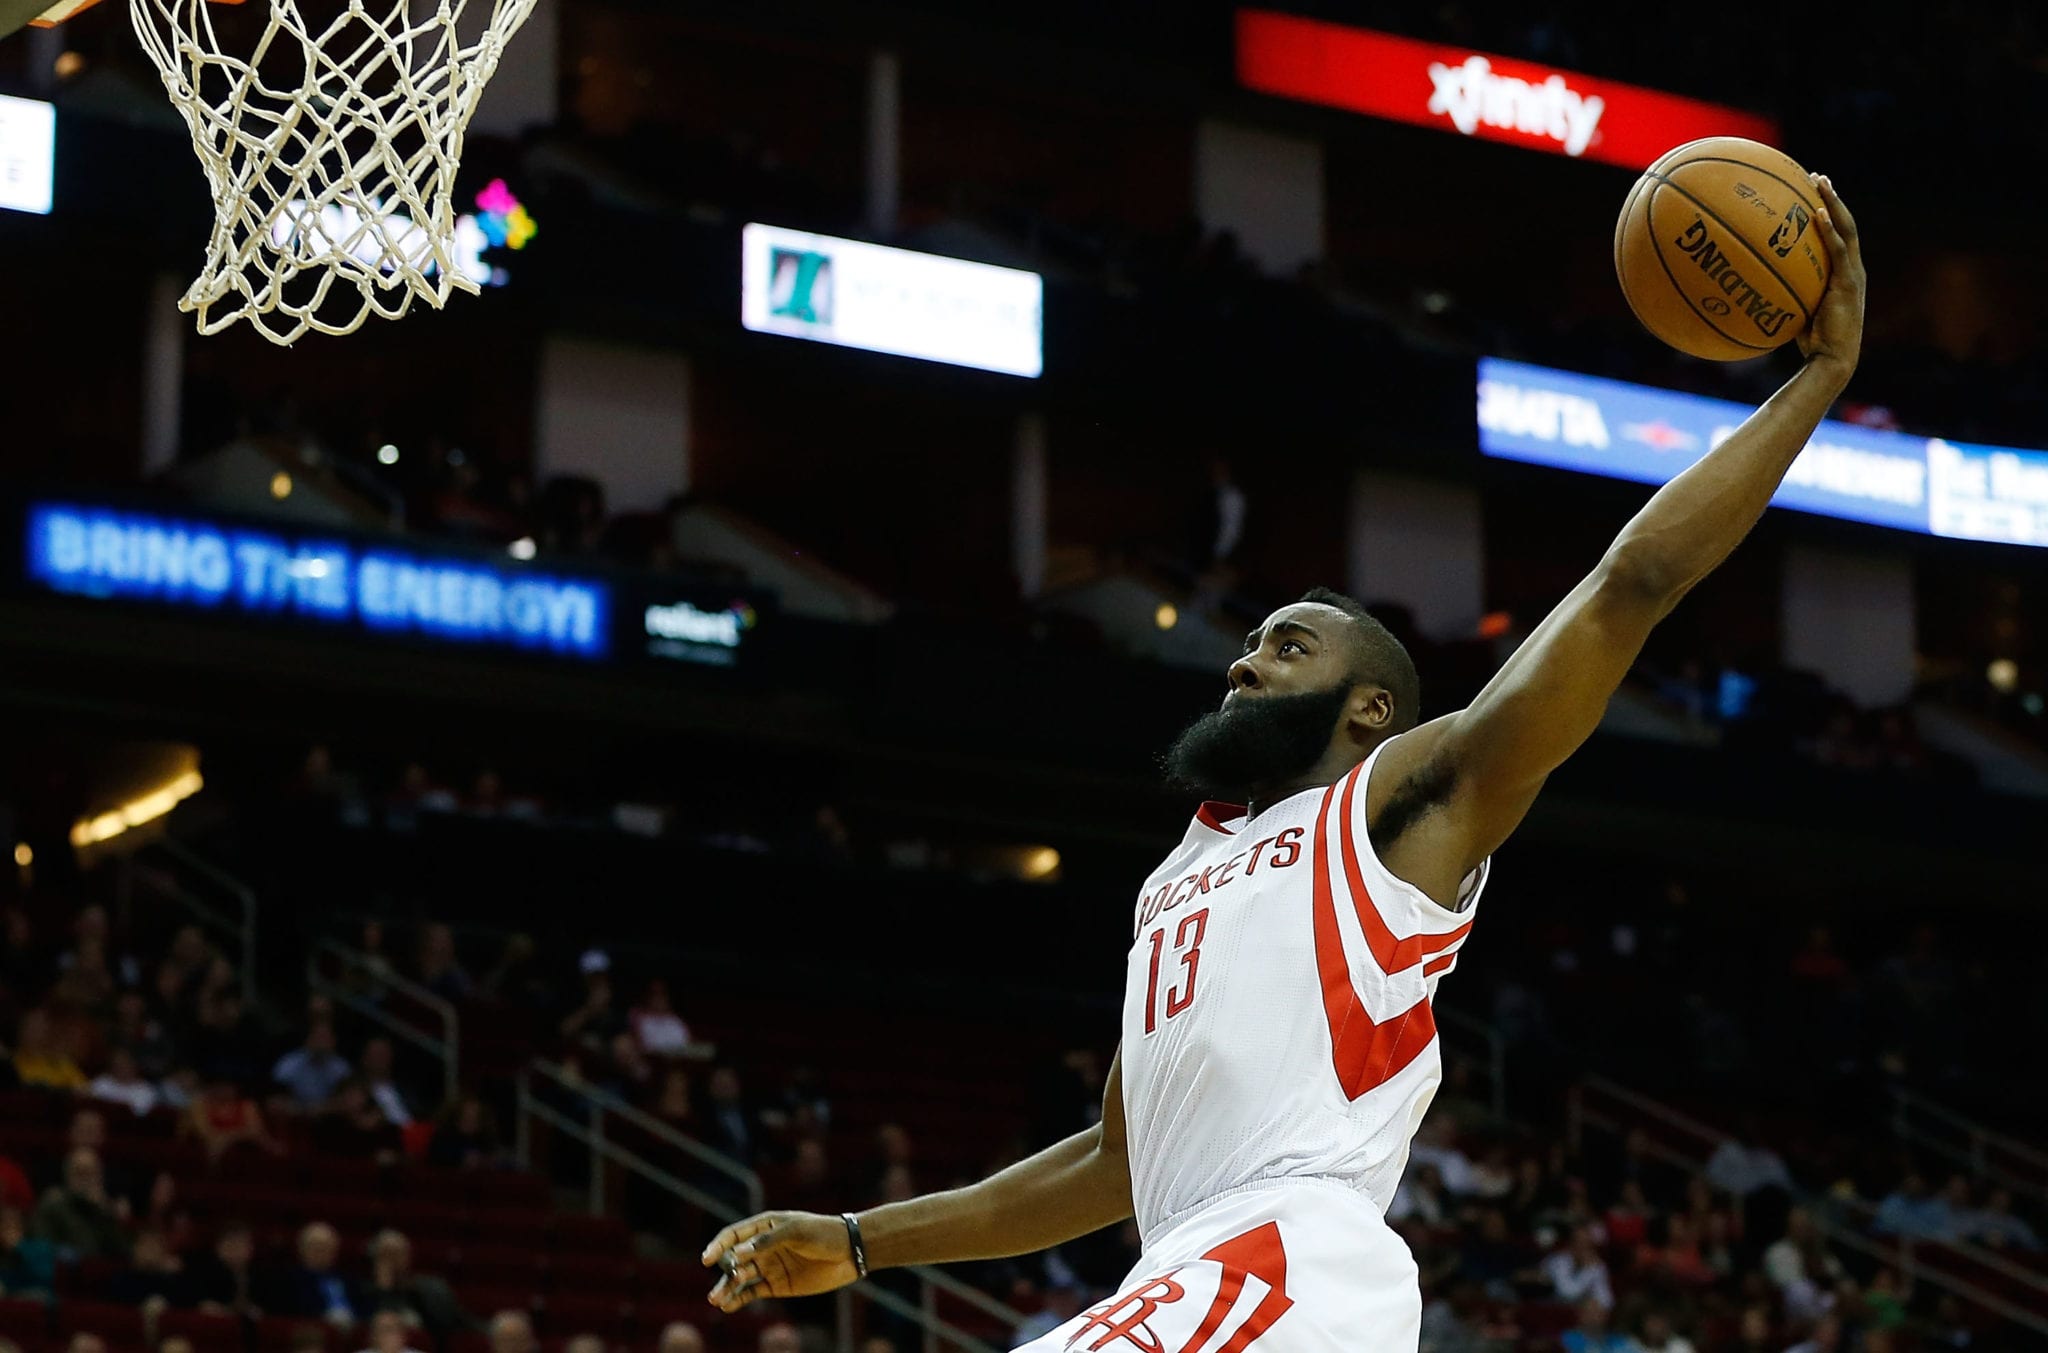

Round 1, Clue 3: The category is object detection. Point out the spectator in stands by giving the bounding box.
[487,1310,536,1353]
[1763,1208,1845,1322]
[187,980,265,1088]
[358,1038,415,1128]
[112,986,178,1080]
[1410,1119,1477,1197]
[0,1204,56,1296]
[1455,1209,1521,1301]
[359,1310,426,1353]
[159,1339,194,1353]
[362,1231,470,1341]
[12,1009,85,1090]
[274,1018,353,1112]
[559,955,624,1054]
[88,1047,160,1116]
[780,1138,834,1217]
[1959,1187,2041,1250]
[426,1094,502,1170]
[1559,1298,1629,1353]
[1631,1310,1695,1353]
[1417,1281,1498,1353]
[604,1031,654,1099]
[1872,1172,1948,1239]
[66,1334,105,1353]
[1861,1267,1911,1333]
[656,1324,704,1353]
[759,1065,827,1137]
[629,979,694,1059]
[1605,1179,1654,1244]
[31,1148,129,1261]
[756,1325,799,1353]
[415,924,473,1003]
[1782,1312,1841,1353]
[185,1220,262,1316]
[185,1076,285,1162]
[108,1227,185,1304]
[0,1157,31,1215]
[1634,1215,1716,1288]
[1012,1283,1083,1346]
[562,1338,603,1353]
[649,1068,695,1136]
[703,1066,756,1163]
[0,907,41,998]
[1703,1122,1794,1200]
[152,927,211,1021]
[274,1222,362,1325]
[1539,1229,1613,1311]
[478,934,553,1010]
[1389,1163,1448,1227]
[312,1079,404,1162]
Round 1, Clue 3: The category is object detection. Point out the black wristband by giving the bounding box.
[842,1212,869,1277]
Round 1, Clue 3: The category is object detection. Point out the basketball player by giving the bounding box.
[703,176,1865,1351]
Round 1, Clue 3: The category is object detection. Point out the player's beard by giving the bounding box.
[1161,682,1353,803]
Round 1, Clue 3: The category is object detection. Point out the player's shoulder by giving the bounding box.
[1359,715,1461,822]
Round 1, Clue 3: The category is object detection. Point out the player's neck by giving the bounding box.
[1245,749,1368,820]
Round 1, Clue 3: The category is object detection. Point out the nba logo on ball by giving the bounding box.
[1614,136,1831,362]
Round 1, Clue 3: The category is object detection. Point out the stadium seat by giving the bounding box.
[252,1317,346,1353]
[55,1300,148,1347]
[0,1298,52,1346]
[154,1308,247,1353]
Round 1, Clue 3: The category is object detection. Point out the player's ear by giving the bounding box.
[1351,685,1395,734]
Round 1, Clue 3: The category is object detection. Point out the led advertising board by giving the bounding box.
[1236,10,1778,170]
[742,223,1044,377]
[1478,358,2048,547]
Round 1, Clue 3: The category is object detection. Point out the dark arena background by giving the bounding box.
[2,3,2047,1352]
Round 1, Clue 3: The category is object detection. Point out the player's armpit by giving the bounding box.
[1373,557,1667,881]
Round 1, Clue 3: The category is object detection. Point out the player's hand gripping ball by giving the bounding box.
[1615,137,1833,361]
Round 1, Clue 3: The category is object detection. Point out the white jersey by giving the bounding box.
[1120,732,1487,1243]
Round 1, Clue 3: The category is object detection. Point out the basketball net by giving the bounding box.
[129,0,537,344]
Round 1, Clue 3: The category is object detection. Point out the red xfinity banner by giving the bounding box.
[1235,10,1778,170]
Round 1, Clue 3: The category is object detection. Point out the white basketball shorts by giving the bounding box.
[1014,1178,1421,1353]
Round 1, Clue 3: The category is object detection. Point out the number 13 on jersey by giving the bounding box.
[1143,908,1209,1034]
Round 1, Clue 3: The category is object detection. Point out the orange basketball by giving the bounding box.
[1614,137,1830,361]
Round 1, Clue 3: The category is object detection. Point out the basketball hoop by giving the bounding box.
[128,0,537,344]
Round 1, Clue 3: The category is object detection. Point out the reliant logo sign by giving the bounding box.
[1236,10,1778,170]
[643,600,756,667]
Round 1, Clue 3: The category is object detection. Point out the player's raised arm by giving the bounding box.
[702,1046,1131,1312]
[1383,175,1866,879]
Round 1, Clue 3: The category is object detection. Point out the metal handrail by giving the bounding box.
[1436,1006,1508,1121]
[1571,1078,2048,1340]
[525,1058,762,1212]
[514,1061,1027,1353]
[1889,1085,2048,1202]
[308,938,460,1103]
[129,840,258,1008]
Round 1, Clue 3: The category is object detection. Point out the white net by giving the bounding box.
[130,0,537,344]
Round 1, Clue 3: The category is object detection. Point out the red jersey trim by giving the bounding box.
[1194,801,1245,834]
[1311,784,1439,1102]
[1334,763,1471,972]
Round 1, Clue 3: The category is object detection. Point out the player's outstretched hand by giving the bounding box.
[701,1211,859,1312]
[1796,173,1865,380]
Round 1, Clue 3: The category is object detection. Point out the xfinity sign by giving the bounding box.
[742,224,1043,377]
[1236,10,1777,170]
[1479,358,2048,547]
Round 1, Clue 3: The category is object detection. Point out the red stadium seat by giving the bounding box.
[251,1317,345,1353]
[535,1295,631,1341]
[547,1253,636,1295]
[0,1297,52,1346]
[154,1308,247,1353]
[548,1216,629,1254]
[55,1301,148,1347]
[455,1246,547,1289]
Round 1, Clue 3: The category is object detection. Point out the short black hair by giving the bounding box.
[1298,587,1422,733]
